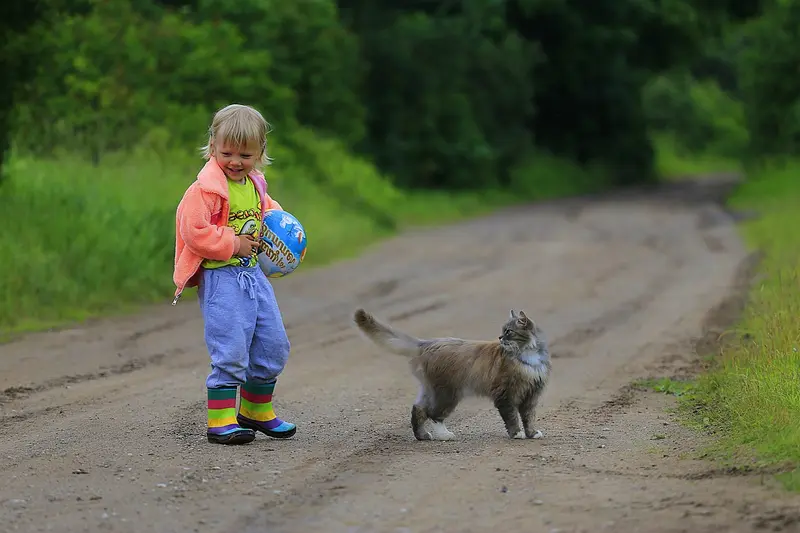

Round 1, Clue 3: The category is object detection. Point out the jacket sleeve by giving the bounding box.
[265,193,283,211]
[178,186,237,261]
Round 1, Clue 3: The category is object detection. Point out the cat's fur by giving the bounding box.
[353,308,551,441]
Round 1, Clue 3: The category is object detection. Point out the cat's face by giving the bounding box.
[498,309,542,354]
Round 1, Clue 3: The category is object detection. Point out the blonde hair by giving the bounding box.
[201,104,273,167]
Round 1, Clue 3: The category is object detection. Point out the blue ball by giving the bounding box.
[257,209,308,278]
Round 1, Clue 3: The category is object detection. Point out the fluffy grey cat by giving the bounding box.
[353,308,551,441]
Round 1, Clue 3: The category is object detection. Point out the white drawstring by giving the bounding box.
[236,270,257,300]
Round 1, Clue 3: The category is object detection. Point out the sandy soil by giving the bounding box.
[2,177,799,533]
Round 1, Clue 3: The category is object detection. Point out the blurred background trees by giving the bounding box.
[1,0,788,191]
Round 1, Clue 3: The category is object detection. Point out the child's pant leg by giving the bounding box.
[247,270,291,384]
[198,267,258,388]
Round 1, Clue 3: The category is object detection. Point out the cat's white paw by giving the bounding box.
[530,430,543,439]
[421,419,455,441]
[431,424,455,441]
[513,430,526,439]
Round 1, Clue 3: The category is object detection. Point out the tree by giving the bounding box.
[737,1,800,157]
[0,0,49,179]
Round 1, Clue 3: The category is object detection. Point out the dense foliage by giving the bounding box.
[0,0,781,190]
[737,1,800,158]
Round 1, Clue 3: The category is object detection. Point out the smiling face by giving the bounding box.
[212,139,262,182]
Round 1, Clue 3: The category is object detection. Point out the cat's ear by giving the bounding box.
[509,309,518,320]
[517,310,535,330]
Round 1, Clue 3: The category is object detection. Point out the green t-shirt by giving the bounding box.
[202,177,261,270]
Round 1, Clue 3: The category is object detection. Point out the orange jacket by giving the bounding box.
[172,157,282,305]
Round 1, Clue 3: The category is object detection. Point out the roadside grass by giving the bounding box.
[0,131,610,339]
[640,156,800,490]
[633,377,697,398]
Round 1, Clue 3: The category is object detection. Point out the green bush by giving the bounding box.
[643,72,748,160]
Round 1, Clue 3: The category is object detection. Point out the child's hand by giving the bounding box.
[234,234,259,257]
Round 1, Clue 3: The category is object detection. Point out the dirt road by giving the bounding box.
[2,178,799,533]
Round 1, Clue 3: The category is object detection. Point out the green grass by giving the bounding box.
[653,133,743,180]
[634,377,697,398]
[674,158,800,489]
[0,128,608,338]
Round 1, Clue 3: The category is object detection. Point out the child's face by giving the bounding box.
[213,140,261,181]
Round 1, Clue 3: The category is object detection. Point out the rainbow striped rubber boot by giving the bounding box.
[236,380,297,439]
[207,387,256,445]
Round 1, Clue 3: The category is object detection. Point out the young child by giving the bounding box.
[172,103,296,445]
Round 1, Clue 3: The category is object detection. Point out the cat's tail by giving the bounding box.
[353,308,423,357]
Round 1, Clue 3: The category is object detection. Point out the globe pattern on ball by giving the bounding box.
[257,209,307,278]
